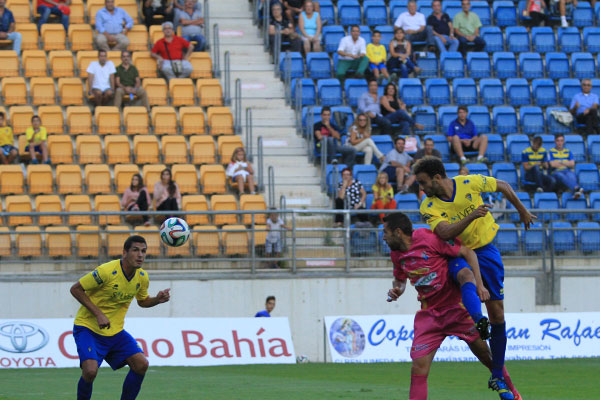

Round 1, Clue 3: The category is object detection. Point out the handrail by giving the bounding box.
[307,106,315,161]
[257,135,264,191]
[294,78,302,135]
[267,165,275,207]
[212,23,220,77]
[263,0,270,50]
[284,50,292,90]
[273,27,281,76]
[204,0,210,50]
[320,133,327,192]
[245,107,253,161]
[234,78,242,134]
[224,51,231,105]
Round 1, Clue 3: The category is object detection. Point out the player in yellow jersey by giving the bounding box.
[70,235,170,400]
[413,157,534,400]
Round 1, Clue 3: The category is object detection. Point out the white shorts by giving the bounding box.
[266,239,282,254]
[232,170,250,181]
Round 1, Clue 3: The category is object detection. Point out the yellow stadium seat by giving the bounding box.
[67,106,92,134]
[41,24,66,51]
[85,164,112,194]
[6,195,32,226]
[76,225,101,257]
[49,50,74,78]
[123,106,149,135]
[149,25,163,45]
[106,225,132,257]
[47,135,73,164]
[6,0,30,23]
[69,0,85,24]
[15,23,39,51]
[46,226,72,257]
[107,51,122,68]
[141,164,166,195]
[2,78,27,106]
[210,195,238,225]
[143,78,168,106]
[35,195,63,226]
[117,3,139,24]
[76,135,102,164]
[59,78,84,106]
[207,107,234,136]
[56,165,82,194]
[162,136,188,164]
[76,51,98,79]
[68,24,93,51]
[0,227,10,257]
[16,226,42,257]
[22,50,47,77]
[253,224,267,247]
[151,106,177,135]
[240,194,267,225]
[218,136,244,164]
[30,77,56,106]
[17,135,30,162]
[134,226,162,257]
[132,51,157,78]
[172,164,198,194]
[87,2,104,25]
[104,135,131,164]
[197,79,223,107]
[165,234,191,257]
[183,195,209,226]
[65,195,92,225]
[189,52,213,79]
[127,25,148,51]
[133,136,159,164]
[114,164,140,194]
[169,78,195,107]
[0,165,24,194]
[94,107,121,135]
[193,225,220,256]
[95,195,121,226]
[38,106,64,134]
[8,106,34,135]
[200,164,226,194]
[179,107,205,135]
[222,225,248,255]
[190,135,216,164]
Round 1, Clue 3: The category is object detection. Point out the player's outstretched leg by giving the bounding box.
[467,338,515,400]
[121,353,149,400]
[409,350,436,400]
[78,360,98,400]
[503,365,522,400]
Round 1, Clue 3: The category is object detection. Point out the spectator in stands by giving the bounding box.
[226,147,257,195]
[25,116,50,165]
[447,106,488,164]
[121,173,151,226]
[153,168,181,223]
[0,0,21,55]
[452,0,485,55]
[386,27,421,80]
[282,0,303,25]
[298,0,321,54]
[373,82,424,136]
[549,134,584,199]
[347,113,385,165]
[522,136,556,193]
[551,0,576,28]
[413,138,442,161]
[522,0,549,28]
[393,0,435,51]
[459,165,469,175]
[0,112,17,165]
[177,0,205,51]
[151,21,194,81]
[269,2,302,53]
[313,106,356,166]
[366,30,390,83]
[255,296,276,317]
[335,167,367,226]
[570,79,599,135]
[95,0,133,51]
[379,136,415,193]
[371,171,397,221]
[336,25,369,81]
[265,210,289,268]
[115,51,150,111]
[174,0,201,28]
[143,0,175,29]
[427,0,459,53]
[37,0,70,32]
[87,50,115,108]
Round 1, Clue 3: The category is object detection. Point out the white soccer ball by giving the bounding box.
[160,217,191,247]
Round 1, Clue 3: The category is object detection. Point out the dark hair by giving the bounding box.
[130,173,144,191]
[121,50,131,57]
[31,115,41,122]
[161,168,177,196]
[341,167,352,175]
[98,49,107,56]
[368,78,378,85]
[266,296,276,302]
[394,27,404,34]
[424,138,434,144]
[394,136,405,145]
[350,25,360,31]
[383,213,413,237]
[373,30,381,35]
[533,136,542,145]
[321,106,332,115]
[384,83,398,98]
[555,133,565,140]
[124,235,147,251]
[413,156,447,178]
[0,112,5,119]
[457,106,468,113]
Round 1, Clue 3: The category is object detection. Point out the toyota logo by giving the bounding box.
[0,322,49,353]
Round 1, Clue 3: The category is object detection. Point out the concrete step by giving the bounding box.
[295,246,345,258]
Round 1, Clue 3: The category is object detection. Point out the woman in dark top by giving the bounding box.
[269,2,302,53]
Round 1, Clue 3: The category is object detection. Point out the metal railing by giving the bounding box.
[267,166,275,207]
[211,23,220,77]
[223,51,231,106]
[234,78,242,134]
[245,107,253,161]
[257,135,264,191]
[273,28,282,77]
[262,0,271,51]
[203,0,210,50]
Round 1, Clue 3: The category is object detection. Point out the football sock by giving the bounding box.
[121,370,145,400]
[409,374,428,400]
[490,322,507,379]
[77,376,93,400]
[502,366,518,395]
[460,282,484,323]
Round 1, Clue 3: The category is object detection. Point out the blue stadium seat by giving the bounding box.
[519,53,544,79]
[394,193,420,222]
[306,52,332,79]
[468,105,491,134]
[578,222,600,253]
[480,27,503,52]
[520,162,537,189]
[466,52,491,79]
[592,78,600,98]
[378,224,390,255]
[302,106,322,136]
[552,221,576,252]
[591,192,600,221]
[440,52,464,78]
[535,192,560,222]
[558,78,581,108]
[291,78,316,107]
[492,106,518,135]
[479,78,504,106]
[318,0,336,25]
[558,27,582,53]
[350,223,378,255]
[493,1,517,26]
[583,27,600,53]
[576,163,600,191]
[372,135,393,156]
[471,1,492,25]
[486,134,505,162]
[561,192,587,222]
[494,223,519,253]
[539,134,555,151]
[506,78,531,107]
[337,0,361,26]
[322,25,345,53]
[508,192,532,222]
[359,25,372,44]
[532,79,558,107]
[443,1,463,19]
[492,163,518,189]
[564,134,586,162]
[326,163,347,194]
[417,0,433,17]
[364,0,388,26]
[412,106,437,134]
[545,52,570,79]
[317,79,343,106]
[506,26,530,52]
[546,106,572,134]
[523,222,546,252]
[331,106,355,133]
[444,162,460,178]
[398,78,424,106]
[390,0,408,22]
[365,193,374,209]
[279,52,304,79]
[425,78,451,105]
[464,163,489,176]
[375,25,395,51]
[344,79,368,107]
[418,52,439,77]
[587,135,600,163]
[571,52,596,79]
[532,27,556,53]
[520,106,545,135]
[573,2,594,27]
[438,106,458,133]
[353,164,378,192]
[424,134,451,162]
[453,78,477,105]
[507,134,531,162]
[492,52,518,79]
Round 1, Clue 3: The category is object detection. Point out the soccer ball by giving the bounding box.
[160,217,191,247]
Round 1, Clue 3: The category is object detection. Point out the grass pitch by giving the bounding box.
[0,358,597,399]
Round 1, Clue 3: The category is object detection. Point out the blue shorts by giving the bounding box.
[73,325,143,370]
[1,145,16,156]
[25,145,42,153]
[369,62,386,71]
[449,242,504,301]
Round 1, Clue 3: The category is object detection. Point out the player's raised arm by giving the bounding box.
[432,208,488,241]
[137,288,171,308]
[495,179,536,230]
[387,278,407,302]
[70,281,111,330]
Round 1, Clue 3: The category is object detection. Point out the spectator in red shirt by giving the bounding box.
[37,0,70,32]
[151,21,193,81]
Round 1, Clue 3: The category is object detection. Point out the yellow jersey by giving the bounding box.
[420,174,499,249]
[25,126,47,145]
[74,259,149,336]
[0,126,14,147]
[366,43,387,64]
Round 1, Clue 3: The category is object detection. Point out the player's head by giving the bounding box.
[266,296,276,313]
[382,213,413,252]
[413,156,447,197]
[123,235,147,268]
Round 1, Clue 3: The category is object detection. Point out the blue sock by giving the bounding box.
[460,282,484,323]
[121,370,145,400]
[77,376,93,400]
[490,322,507,379]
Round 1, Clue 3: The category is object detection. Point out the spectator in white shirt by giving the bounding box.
[393,0,435,50]
[336,25,369,81]
[86,50,116,108]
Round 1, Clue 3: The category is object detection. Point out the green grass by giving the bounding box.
[0,359,598,399]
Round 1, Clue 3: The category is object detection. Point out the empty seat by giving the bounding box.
[8,106,33,135]
[141,164,165,196]
[194,225,220,256]
[291,78,316,107]
[576,163,600,191]
[519,53,543,79]
[127,25,149,51]
[84,165,111,194]
[16,226,42,257]
[133,136,159,164]
[425,78,450,105]
[394,193,420,222]
[578,221,600,252]
[30,77,56,106]
[317,79,342,106]
[56,165,82,194]
[76,225,101,257]
[200,164,227,194]
[493,106,518,134]
[68,24,94,51]
[480,26,503,52]
[6,195,33,226]
[106,225,132,257]
[306,52,332,79]
[132,225,161,257]
[189,52,212,79]
[534,192,560,222]
[114,164,140,194]
[583,27,600,52]
[506,78,530,107]
[559,78,581,108]
[59,78,84,106]
[162,136,188,164]
[151,106,178,135]
[103,135,130,164]
[38,105,64,134]
[588,135,600,163]
[398,79,423,106]
[344,79,368,107]
[480,78,504,106]
[15,23,39,51]
[492,52,517,79]
[76,136,102,164]
[364,0,387,26]
[493,1,517,26]
[210,195,238,225]
[440,52,464,78]
[240,194,267,225]
[123,107,149,135]
[179,106,205,135]
[561,192,587,222]
[49,50,75,78]
[353,165,378,193]
[65,195,92,225]
[207,107,234,136]
[190,135,216,164]
[197,79,223,107]
[46,226,72,257]
[558,27,582,53]
[322,25,345,53]
[492,162,518,189]
[36,195,62,226]
[551,221,575,252]
[2,78,27,106]
[172,164,198,194]
[183,195,210,226]
[170,78,195,107]
[520,106,545,135]
[47,135,73,164]
[507,134,531,162]
[0,165,24,194]
[143,78,168,106]
[532,79,557,107]
[95,195,121,226]
[94,107,121,135]
[133,51,158,78]
[485,134,504,162]
[493,223,520,253]
[411,106,436,133]
[222,225,248,255]
[506,26,530,52]
[466,52,491,79]
[532,27,556,52]
[22,50,47,78]
[571,52,596,79]
[546,52,570,79]
[41,24,66,51]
